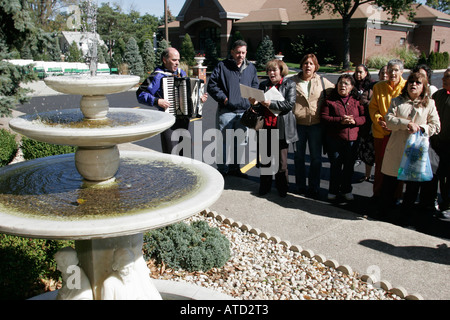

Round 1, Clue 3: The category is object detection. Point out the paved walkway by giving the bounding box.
[2,78,450,300]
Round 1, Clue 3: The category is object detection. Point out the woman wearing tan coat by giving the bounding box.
[292,54,334,199]
[379,72,440,226]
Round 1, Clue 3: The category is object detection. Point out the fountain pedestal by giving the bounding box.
[76,234,161,300]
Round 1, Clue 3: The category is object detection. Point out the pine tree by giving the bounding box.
[111,38,126,68]
[180,33,195,66]
[142,39,156,74]
[124,37,144,78]
[97,44,106,64]
[67,41,83,62]
[205,38,219,70]
[0,0,38,117]
[256,35,274,70]
[49,36,62,62]
[155,39,170,66]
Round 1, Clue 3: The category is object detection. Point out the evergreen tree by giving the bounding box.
[155,39,170,66]
[256,35,274,70]
[205,38,219,70]
[111,38,126,68]
[180,33,195,66]
[66,41,83,62]
[0,0,38,116]
[124,37,144,78]
[97,44,106,64]
[48,35,62,62]
[142,39,156,74]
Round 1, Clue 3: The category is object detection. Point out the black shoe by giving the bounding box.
[306,189,320,200]
[227,169,248,179]
[435,210,450,221]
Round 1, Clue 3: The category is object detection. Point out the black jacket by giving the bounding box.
[207,58,259,112]
[258,77,298,144]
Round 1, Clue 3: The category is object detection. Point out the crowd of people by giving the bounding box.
[136,41,450,229]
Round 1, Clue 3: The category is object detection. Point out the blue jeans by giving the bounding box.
[294,124,323,193]
[326,136,359,195]
[216,109,248,174]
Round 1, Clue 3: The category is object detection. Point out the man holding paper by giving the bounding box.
[207,40,259,177]
[248,59,298,197]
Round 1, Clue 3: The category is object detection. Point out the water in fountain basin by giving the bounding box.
[0,155,200,220]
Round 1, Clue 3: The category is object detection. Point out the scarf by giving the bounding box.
[264,79,283,128]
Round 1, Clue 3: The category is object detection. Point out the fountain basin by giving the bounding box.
[0,151,224,240]
[8,108,175,147]
[44,75,140,96]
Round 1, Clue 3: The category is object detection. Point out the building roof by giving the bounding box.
[175,1,449,29]
[178,0,265,19]
[413,3,450,23]
[61,31,105,54]
[236,0,416,26]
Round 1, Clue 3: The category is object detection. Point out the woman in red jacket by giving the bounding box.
[321,74,366,202]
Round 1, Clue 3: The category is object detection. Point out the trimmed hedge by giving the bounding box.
[21,137,76,160]
[0,235,73,300]
[143,220,231,272]
[0,129,18,167]
[418,51,449,70]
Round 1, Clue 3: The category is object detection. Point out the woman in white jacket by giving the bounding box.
[380,72,440,226]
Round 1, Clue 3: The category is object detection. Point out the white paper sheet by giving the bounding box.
[240,84,265,101]
[264,86,285,102]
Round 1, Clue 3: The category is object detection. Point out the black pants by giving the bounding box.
[160,116,190,155]
[257,128,289,196]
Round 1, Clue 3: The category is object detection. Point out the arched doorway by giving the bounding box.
[198,27,220,52]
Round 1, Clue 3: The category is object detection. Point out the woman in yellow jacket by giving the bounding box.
[369,59,407,200]
[292,54,334,199]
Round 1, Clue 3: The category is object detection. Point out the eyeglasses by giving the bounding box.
[408,80,422,85]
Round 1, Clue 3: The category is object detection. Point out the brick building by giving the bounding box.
[164,0,450,65]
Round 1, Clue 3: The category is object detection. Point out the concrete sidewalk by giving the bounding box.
[209,175,450,300]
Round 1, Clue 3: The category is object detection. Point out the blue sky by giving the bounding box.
[99,0,185,17]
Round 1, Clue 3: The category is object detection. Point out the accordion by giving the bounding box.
[162,76,204,118]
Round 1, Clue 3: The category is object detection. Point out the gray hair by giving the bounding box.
[387,59,404,71]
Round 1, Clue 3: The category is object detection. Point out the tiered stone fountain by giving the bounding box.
[1,68,223,300]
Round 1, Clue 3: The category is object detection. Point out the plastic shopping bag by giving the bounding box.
[397,131,433,182]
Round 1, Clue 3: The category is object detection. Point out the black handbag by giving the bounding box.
[240,106,264,130]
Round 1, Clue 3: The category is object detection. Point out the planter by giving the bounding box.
[194,57,205,66]
[274,55,284,61]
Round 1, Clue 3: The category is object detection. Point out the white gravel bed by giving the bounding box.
[149,213,402,300]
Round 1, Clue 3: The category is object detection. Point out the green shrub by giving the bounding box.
[414,51,448,70]
[143,220,231,272]
[0,234,73,300]
[21,137,76,160]
[0,129,18,167]
[367,45,420,70]
[426,51,449,69]
[366,55,392,69]
[393,45,419,69]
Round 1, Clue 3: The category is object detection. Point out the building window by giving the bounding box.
[375,36,381,45]
[400,38,406,46]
